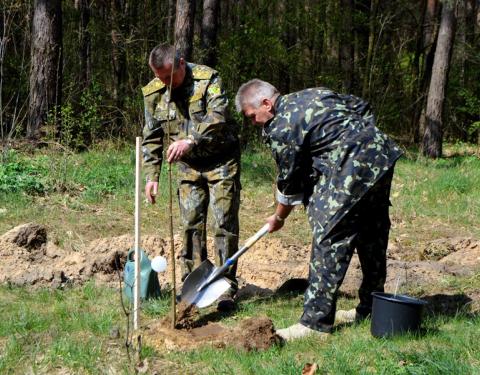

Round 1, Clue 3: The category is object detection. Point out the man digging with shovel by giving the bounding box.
[235,79,403,341]
[141,44,241,311]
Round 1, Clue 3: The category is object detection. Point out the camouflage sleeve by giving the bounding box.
[142,106,164,182]
[270,133,306,206]
[189,75,230,145]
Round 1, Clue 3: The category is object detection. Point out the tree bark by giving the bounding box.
[75,0,91,88]
[339,0,354,92]
[28,0,62,140]
[422,1,457,158]
[167,0,176,43]
[110,0,128,115]
[411,0,438,143]
[362,0,379,97]
[200,0,219,67]
[175,0,195,60]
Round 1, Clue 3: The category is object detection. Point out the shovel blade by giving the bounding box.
[195,277,231,308]
[181,260,215,305]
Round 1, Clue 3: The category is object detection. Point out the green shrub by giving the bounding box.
[0,160,48,194]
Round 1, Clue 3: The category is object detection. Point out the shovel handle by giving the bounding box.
[197,224,269,292]
[228,223,270,264]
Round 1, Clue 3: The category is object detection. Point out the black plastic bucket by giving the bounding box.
[371,292,428,338]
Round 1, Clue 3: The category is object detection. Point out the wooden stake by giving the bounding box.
[165,55,177,328]
[134,136,142,330]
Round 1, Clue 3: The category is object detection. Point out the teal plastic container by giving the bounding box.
[123,248,161,301]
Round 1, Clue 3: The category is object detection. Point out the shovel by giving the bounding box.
[181,223,270,308]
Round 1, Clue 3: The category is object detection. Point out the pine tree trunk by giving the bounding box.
[75,0,91,88]
[339,0,354,92]
[422,1,457,158]
[362,0,379,97]
[110,0,128,120]
[167,0,176,43]
[200,0,219,67]
[28,0,62,140]
[175,0,195,60]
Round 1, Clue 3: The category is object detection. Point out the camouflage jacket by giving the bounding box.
[141,63,240,181]
[264,88,403,238]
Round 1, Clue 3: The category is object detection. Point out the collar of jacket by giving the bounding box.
[262,94,283,134]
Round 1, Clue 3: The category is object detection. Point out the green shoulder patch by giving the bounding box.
[141,78,165,96]
[191,64,216,80]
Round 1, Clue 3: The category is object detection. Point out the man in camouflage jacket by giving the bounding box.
[142,44,241,309]
[235,79,403,340]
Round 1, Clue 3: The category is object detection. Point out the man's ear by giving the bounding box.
[262,98,273,111]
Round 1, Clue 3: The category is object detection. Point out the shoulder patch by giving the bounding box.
[191,64,216,80]
[141,78,165,96]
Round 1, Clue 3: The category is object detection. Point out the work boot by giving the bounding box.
[335,308,363,324]
[276,323,330,342]
[217,294,236,312]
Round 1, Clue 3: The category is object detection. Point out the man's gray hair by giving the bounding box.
[235,79,279,112]
[149,43,181,69]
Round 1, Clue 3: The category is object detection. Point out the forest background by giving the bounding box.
[1,0,479,157]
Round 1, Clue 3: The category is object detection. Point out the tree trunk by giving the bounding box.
[339,0,354,92]
[464,0,479,143]
[110,0,128,117]
[362,0,379,97]
[200,0,219,67]
[411,0,439,143]
[28,0,62,140]
[175,0,195,60]
[422,1,457,158]
[167,0,176,43]
[75,0,91,88]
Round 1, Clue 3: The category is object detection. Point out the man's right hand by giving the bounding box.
[145,181,159,204]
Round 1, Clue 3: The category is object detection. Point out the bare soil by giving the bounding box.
[1,222,478,350]
[143,315,281,352]
[0,223,478,295]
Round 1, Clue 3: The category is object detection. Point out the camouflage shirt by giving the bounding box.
[141,63,240,181]
[264,88,403,238]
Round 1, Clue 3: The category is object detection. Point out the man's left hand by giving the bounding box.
[166,140,193,163]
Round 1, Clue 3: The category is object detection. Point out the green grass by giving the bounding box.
[0,142,479,373]
[1,281,478,374]
[0,282,132,374]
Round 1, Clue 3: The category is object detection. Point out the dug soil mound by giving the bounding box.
[143,315,282,352]
[0,223,478,303]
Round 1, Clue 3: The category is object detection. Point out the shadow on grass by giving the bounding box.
[422,293,477,318]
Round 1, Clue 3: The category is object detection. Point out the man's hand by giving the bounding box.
[266,214,285,233]
[145,181,159,204]
[166,139,193,163]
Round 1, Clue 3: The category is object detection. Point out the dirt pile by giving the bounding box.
[0,223,478,299]
[143,315,281,352]
[0,223,172,287]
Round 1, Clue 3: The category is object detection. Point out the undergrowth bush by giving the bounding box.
[0,159,48,194]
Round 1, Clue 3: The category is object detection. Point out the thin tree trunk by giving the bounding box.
[464,0,479,143]
[200,0,219,67]
[415,0,440,143]
[75,0,90,88]
[167,0,176,43]
[422,1,457,158]
[175,0,195,60]
[28,0,62,140]
[362,0,379,97]
[110,0,128,120]
[339,0,354,92]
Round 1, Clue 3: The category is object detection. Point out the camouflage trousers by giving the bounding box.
[300,168,394,332]
[177,158,241,293]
